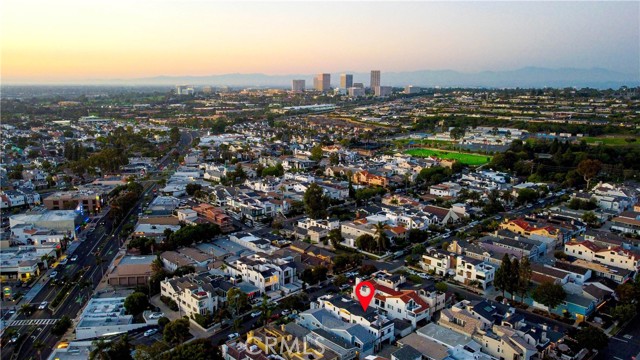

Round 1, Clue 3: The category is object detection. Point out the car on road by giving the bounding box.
[281,309,291,316]
[143,329,158,337]
[227,333,239,340]
[59,258,68,265]
[38,301,48,310]
[9,333,20,343]
[149,312,164,319]
[70,255,78,262]
[50,271,58,278]
[250,311,262,318]
[339,284,351,291]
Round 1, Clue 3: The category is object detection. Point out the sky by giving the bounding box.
[1,0,639,84]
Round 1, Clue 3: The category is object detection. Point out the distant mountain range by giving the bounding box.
[92,67,639,89]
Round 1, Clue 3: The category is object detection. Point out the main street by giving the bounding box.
[2,130,196,360]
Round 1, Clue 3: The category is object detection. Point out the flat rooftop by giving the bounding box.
[77,297,133,328]
[417,322,473,348]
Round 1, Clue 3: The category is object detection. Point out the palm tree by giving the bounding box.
[19,304,32,317]
[89,339,112,360]
[95,255,105,279]
[373,222,388,253]
[34,340,45,360]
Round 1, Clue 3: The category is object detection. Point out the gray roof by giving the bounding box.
[392,345,422,360]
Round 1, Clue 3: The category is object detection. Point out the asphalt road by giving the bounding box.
[598,321,640,360]
[3,130,196,360]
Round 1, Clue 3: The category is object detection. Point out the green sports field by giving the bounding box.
[582,136,640,146]
[405,148,492,165]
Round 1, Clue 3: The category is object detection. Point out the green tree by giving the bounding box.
[356,234,376,252]
[303,183,329,219]
[494,254,512,298]
[185,183,202,196]
[328,228,343,249]
[359,264,377,276]
[124,292,149,315]
[575,325,609,350]
[310,144,323,162]
[612,303,637,322]
[516,188,539,205]
[582,212,599,227]
[412,244,426,255]
[227,288,248,316]
[169,127,181,143]
[89,339,112,360]
[373,222,389,253]
[616,282,638,305]
[329,153,339,165]
[576,159,602,190]
[333,275,349,287]
[507,258,520,300]
[517,257,532,303]
[163,318,190,345]
[435,282,448,292]
[34,340,46,360]
[531,282,566,311]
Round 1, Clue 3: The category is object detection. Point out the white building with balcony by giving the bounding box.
[160,273,226,317]
[454,256,495,290]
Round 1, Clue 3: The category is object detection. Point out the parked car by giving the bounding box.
[250,311,262,318]
[227,333,239,340]
[143,328,158,337]
[149,312,164,319]
[281,309,291,316]
[59,258,68,265]
[38,302,48,310]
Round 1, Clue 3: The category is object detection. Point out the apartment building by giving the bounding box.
[454,256,495,290]
[160,273,227,317]
[421,248,456,276]
[224,253,296,295]
[564,240,640,271]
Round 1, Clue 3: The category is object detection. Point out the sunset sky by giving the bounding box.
[2,0,638,84]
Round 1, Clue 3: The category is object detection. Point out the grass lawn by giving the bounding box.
[405,148,492,165]
[394,138,453,147]
[582,136,640,146]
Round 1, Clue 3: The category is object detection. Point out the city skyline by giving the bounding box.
[1,1,639,84]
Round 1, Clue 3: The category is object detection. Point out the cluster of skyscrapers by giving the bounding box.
[291,70,391,97]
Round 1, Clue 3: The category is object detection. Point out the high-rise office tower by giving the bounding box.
[340,74,353,89]
[292,80,305,92]
[370,70,381,89]
[314,73,331,91]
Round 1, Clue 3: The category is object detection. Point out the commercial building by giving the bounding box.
[9,210,82,240]
[374,86,392,97]
[314,73,331,92]
[340,74,353,89]
[291,79,305,93]
[107,255,155,287]
[43,190,105,214]
[175,85,195,95]
[370,70,381,89]
[348,87,365,98]
[404,85,421,94]
[75,297,148,339]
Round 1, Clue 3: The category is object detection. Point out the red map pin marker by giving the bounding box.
[355,280,375,311]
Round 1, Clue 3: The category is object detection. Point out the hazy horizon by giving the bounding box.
[2,1,639,85]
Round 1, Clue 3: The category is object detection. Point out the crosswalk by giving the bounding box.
[8,318,59,326]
